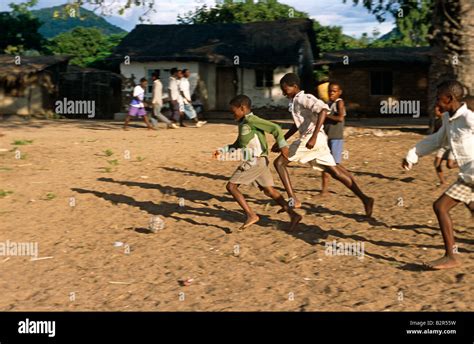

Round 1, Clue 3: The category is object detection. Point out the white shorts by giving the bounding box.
[436,147,454,160]
[288,132,336,171]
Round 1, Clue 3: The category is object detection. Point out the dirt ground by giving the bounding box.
[0,118,472,311]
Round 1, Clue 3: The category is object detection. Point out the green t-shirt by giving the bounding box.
[224,112,288,158]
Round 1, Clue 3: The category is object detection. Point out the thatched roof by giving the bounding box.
[0,55,71,81]
[314,47,431,67]
[112,19,317,67]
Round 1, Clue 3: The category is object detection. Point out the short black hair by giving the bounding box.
[152,71,160,79]
[437,80,465,100]
[229,94,252,108]
[170,68,178,75]
[280,73,300,87]
[329,82,342,90]
[182,68,189,74]
[139,77,147,83]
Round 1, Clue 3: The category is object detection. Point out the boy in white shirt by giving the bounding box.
[403,80,474,270]
[168,68,184,125]
[179,69,207,128]
[272,73,374,218]
[124,78,154,131]
[151,72,178,129]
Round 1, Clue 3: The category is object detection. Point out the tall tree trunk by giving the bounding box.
[428,0,474,132]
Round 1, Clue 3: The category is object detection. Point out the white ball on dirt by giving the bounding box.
[149,216,165,233]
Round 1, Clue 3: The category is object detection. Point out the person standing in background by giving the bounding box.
[179,69,207,128]
[168,68,185,126]
[151,71,178,129]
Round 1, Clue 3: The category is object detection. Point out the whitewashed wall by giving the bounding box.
[240,66,295,108]
[120,61,295,110]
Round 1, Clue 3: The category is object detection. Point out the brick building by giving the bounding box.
[314,47,431,117]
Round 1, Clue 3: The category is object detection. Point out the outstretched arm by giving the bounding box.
[249,116,288,149]
[404,117,448,168]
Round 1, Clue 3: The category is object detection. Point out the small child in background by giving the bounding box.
[321,82,346,195]
[124,78,154,131]
[433,105,457,185]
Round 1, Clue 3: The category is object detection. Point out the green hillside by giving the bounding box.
[31,4,126,38]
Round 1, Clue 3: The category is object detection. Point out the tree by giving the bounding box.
[0,0,44,54]
[428,0,474,110]
[349,0,474,127]
[177,0,307,24]
[345,0,432,46]
[46,27,126,67]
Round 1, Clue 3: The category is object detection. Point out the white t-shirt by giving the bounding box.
[130,85,145,108]
[291,91,330,138]
[152,79,163,106]
[168,76,180,102]
[179,78,192,104]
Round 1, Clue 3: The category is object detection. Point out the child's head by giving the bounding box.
[280,73,301,99]
[183,69,191,78]
[328,82,343,102]
[139,77,148,88]
[229,95,252,121]
[151,71,160,80]
[170,68,178,77]
[177,69,183,79]
[463,95,474,111]
[436,80,465,113]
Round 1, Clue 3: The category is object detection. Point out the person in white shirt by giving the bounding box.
[403,80,474,270]
[124,77,154,131]
[179,69,207,128]
[168,68,184,126]
[151,71,178,129]
[272,73,374,217]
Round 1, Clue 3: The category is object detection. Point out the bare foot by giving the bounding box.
[424,255,461,270]
[288,212,302,231]
[317,191,330,197]
[277,198,301,214]
[123,127,129,131]
[238,214,259,231]
[364,197,374,217]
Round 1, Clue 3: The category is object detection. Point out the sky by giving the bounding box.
[1,0,395,38]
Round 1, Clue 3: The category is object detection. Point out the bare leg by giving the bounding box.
[226,182,259,230]
[273,154,301,208]
[142,115,154,130]
[434,157,445,184]
[324,164,374,217]
[426,194,461,269]
[447,159,457,169]
[123,115,131,130]
[262,186,302,231]
[321,171,330,196]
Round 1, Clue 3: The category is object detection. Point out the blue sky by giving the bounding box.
[1,0,395,37]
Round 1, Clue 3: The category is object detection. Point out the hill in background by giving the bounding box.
[31,4,126,38]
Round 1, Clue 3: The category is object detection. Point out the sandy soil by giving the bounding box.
[0,118,472,311]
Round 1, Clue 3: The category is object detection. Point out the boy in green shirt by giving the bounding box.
[214,95,302,232]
